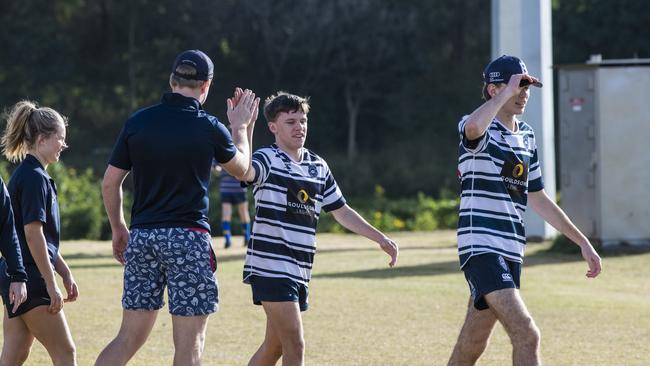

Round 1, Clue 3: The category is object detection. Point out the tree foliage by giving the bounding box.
[1,0,648,201]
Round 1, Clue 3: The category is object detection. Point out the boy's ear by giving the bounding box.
[268,121,277,134]
[200,80,211,93]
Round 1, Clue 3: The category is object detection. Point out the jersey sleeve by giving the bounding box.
[528,146,544,192]
[245,150,272,187]
[458,115,490,153]
[19,173,49,225]
[321,163,346,212]
[108,123,132,170]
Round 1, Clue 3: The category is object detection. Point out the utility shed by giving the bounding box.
[557,56,650,247]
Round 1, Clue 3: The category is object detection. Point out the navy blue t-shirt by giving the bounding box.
[8,155,61,267]
[0,176,27,282]
[109,92,237,232]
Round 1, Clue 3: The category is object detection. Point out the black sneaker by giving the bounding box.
[224,241,231,249]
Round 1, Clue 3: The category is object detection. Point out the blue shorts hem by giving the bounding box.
[462,253,521,310]
[250,275,309,312]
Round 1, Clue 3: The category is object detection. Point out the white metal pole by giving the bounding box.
[491,0,556,240]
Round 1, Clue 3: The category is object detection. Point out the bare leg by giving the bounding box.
[222,203,233,247]
[448,298,498,366]
[248,318,283,366]
[20,306,76,366]
[222,203,233,222]
[249,302,304,366]
[484,289,541,366]
[94,309,158,366]
[237,202,250,224]
[171,315,209,366]
[1,309,34,366]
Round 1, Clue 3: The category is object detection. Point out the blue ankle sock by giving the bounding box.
[241,222,251,243]
[222,221,231,244]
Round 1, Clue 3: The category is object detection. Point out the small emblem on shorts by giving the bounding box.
[498,256,508,271]
[308,165,317,177]
[502,273,513,282]
[468,279,477,299]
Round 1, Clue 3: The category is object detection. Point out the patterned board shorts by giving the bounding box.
[122,228,218,316]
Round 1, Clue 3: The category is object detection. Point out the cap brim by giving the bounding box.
[519,79,543,88]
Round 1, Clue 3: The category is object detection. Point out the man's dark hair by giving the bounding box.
[263,92,310,122]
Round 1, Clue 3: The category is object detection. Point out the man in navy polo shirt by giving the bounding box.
[96,49,259,366]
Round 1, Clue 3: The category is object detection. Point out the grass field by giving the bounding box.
[2,230,649,365]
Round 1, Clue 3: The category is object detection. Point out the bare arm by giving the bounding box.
[528,189,602,278]
[24,222,64,313]
[330,204,398,266]
[102,165,130,264]
[54,252,78,302]
[221,88,260,180]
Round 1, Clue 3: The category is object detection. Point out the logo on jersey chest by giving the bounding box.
[308,165,318,177]
[286,181,317,226]
[500,156,529,200]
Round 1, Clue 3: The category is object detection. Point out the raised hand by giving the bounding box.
[505,73,540,94]
[227,89,260,130]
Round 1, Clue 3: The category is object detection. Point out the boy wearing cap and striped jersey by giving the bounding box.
[448,55,602,366]
[238,92,398,366]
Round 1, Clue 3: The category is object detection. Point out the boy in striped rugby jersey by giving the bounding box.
[238,92,399,366]
[448,55,602,366]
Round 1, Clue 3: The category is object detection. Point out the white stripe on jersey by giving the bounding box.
[457,116,544,268]
[244,145,345,284]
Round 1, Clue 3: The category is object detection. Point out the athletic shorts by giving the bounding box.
[220,192,247,205]
[249,275,309,312]
[462,253,521,310]
[0,263,50,318]
[122,228,218,316]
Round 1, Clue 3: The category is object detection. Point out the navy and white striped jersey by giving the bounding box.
[219,171,246,194]
[243,144,346,284]
[457,117,544,268]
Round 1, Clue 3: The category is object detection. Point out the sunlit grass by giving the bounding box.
[2,231,648,365]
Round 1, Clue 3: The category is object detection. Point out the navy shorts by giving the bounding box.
[0,263,50,318]
[122,228,218,316]
[220,192,247,205]
[250,276,309,312]
[462,253,521,310]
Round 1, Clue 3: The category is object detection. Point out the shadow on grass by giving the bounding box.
[68,262,123,269]
[65,240,647,272]
[64,252,114,260]
[313,250,584,279]
[213,245,450,264]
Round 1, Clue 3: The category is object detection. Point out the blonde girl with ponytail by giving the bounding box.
[0,101,77,366]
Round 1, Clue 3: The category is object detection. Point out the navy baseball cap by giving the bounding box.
[483,55,542,87]
[171,49,214,81]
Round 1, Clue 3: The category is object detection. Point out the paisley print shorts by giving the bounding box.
[122,228,218,316]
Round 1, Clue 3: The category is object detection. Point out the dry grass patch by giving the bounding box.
[1,231,648,365]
